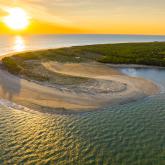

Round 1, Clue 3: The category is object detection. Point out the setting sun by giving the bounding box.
[3,7,30,30]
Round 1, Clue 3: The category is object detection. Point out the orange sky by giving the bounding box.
[0,19,85,35]
[0,0,165,35]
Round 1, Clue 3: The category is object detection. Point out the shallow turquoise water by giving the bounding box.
[0,68,165,165]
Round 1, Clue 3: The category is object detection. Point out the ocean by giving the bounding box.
[1,34,165,55]
[0,34,165,164]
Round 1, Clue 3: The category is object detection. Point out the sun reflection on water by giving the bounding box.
[13,36,26,52]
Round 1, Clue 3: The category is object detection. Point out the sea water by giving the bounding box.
[0,35,165,164]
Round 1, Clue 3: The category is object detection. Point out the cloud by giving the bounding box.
[0,0,72,26]
[0,0,165,34]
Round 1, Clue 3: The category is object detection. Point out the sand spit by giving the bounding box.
[0,61,159,113]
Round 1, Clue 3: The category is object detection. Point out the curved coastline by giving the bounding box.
[0,52,160,113]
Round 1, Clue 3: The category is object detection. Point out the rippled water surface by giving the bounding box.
[0,69,165,165]
[0,93,165,164]
[1,35,165,164]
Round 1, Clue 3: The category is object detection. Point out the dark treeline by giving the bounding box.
[2,42,165,76]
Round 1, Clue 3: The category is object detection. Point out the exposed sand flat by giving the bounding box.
[43,61,159,96]
[43,62,121,77]
[0,69,99,110]
[0,61,159,113]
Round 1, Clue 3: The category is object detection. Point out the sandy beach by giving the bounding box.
[0,60,159,113]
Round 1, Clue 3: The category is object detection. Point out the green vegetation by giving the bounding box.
[2,42,165,83]
[4,42,165,65]
[80,42,165,66]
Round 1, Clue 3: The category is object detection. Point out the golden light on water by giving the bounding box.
[3,7,30,30]
[13,36,25,52]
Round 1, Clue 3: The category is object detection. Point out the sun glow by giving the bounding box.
[13,36,26,52]
[3,7,30,30]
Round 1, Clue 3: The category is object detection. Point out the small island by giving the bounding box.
[1,42,164,113]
